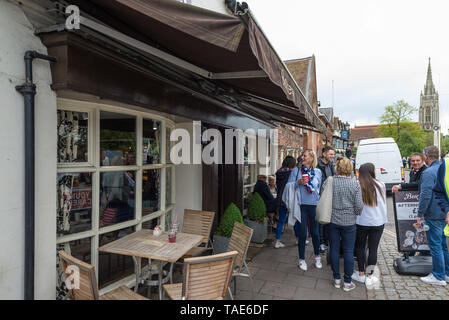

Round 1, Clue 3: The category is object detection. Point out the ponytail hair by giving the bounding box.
[358,163,384,207]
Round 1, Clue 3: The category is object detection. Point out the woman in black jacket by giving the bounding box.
[274,155,297,248]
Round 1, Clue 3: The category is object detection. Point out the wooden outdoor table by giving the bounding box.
[99,229,203,299]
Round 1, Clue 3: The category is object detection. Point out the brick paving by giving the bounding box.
[367,232,449,300]
[233,226,368,300]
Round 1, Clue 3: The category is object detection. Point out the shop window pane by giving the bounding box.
[244,163,256,185]
[164,210,173,232]
[56,238,91,300]
[142,169,161,216]
[98,227,135,289]
[99,171,136,227]
[100,111,136,166]
[143,119,161,164]
[57,172,92,237]
[243,186,254,210]
[57,110,88,163]
[166,167,173,207]
[142,217,161,230]
[166,127,173,164]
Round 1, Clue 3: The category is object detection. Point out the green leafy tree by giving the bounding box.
[376,122,426,157]
[247,192,267,223]
[380,100,417,145]
[442,136,449,157]
[216,203,244,238]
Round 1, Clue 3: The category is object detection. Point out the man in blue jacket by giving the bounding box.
[417,146,449,285]
[434,156,449,226]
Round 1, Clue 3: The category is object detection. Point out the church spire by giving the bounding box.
[425,57,435,95]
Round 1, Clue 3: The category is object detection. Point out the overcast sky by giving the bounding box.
[244,0,449,134]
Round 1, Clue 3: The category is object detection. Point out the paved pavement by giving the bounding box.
[366,195,449,300]
[234,193,449,300]
[233,227,368,300]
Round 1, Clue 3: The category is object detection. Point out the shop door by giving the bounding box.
[202,125,243,234]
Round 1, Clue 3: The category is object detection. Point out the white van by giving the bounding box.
[355,138,404,190]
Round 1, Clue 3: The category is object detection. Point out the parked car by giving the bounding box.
[355,138,404,191]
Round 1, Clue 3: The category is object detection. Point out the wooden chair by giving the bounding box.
[163,251,238,300]
[227,222,255,298]
[181,209,215,258]
[58,250,149,300]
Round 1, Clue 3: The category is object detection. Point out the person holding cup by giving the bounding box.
[288,149,323,271]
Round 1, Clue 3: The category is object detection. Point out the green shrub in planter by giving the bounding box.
[216,203,244,238]
[247,192,267,223]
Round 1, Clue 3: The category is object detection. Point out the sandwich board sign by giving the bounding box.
[392,189,430,253]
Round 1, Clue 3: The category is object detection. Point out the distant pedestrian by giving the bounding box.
[253,174,276,214]
[325,157,364,291]
[274,156,296,248]
[316,146,336,253]
[402,157,407,169]
[288,149,323,270]
[407,157,411,169]
[351,163,387,287]
[417,146,449,286]
[268,175,277,198]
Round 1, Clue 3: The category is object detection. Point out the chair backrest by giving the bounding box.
[58,250,99,300]
[227,222,253,269]
[182,209,215,245]
[182,251,237,300]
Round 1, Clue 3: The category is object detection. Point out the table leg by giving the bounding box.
[132,256,141,293]
[158,261,163,300]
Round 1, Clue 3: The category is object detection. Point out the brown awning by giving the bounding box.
[71,0,328,135]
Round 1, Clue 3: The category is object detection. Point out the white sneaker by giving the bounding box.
[298,259,307,271]
[315,257,322,269]
[274,242,285,249]
[446,275,449,283]
[420,273,447,286]
[351,271,366,283]
[365,275,379,288]
[333,279,341,289]
[343,282,356,292]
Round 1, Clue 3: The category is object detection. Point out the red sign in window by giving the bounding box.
[71,188,92,210]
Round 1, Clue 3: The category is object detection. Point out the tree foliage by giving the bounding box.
[380,100,418,145]
[442,136,449,158]
[376,100,439,158]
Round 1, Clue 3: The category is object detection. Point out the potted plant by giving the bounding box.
[244,192,267,243]
[213,203,244,253]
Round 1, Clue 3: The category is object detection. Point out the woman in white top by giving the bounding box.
[352,163,387,287]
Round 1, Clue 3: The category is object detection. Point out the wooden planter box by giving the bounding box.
[213,234,230,254]
[244,219,267,244]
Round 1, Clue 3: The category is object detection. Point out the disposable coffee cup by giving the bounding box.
[302,174,309,183]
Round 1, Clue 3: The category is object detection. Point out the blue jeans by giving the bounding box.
[425,219,449,281]
[297,205,320,259]
[294,221,300,238]
[276,205,288,242]
[328,223,356,283]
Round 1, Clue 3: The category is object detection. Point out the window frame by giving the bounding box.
[56,98,176,292]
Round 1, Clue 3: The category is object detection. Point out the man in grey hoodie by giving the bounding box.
[316,146,336,252]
